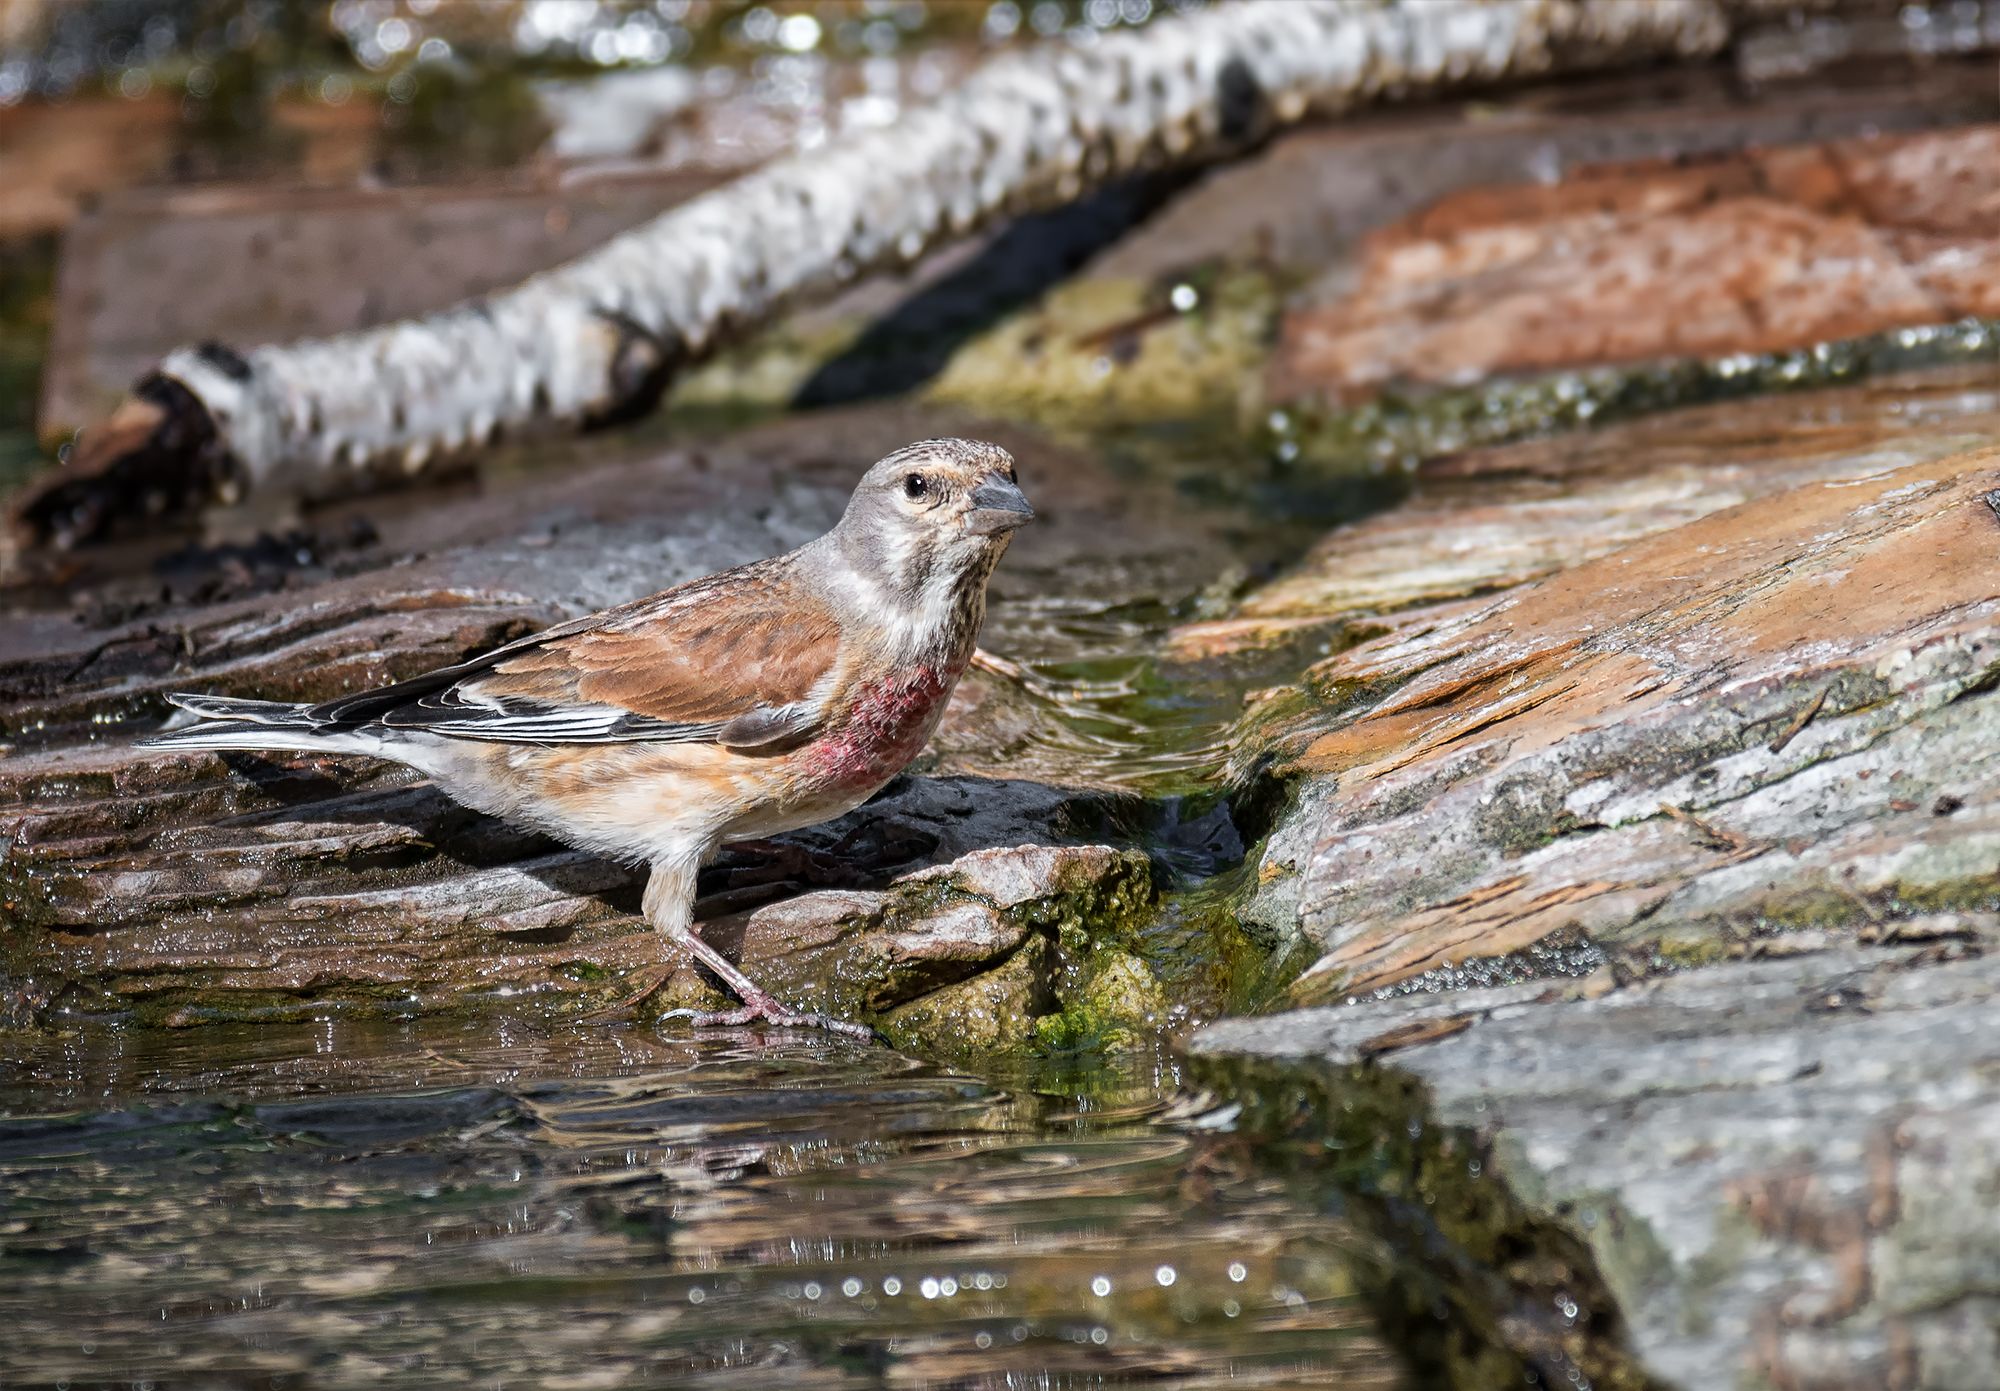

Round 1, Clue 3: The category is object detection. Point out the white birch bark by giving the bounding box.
[50,0,1803,529]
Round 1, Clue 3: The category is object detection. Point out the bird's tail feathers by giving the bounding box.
[139,693,379,756]
[163,692,311,725]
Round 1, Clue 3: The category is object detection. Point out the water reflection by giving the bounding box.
[1,1017,1398,1388]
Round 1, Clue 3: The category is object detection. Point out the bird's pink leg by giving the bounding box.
[642,851,876,1041]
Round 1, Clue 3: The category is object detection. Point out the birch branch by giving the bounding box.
[19,0,1797,547]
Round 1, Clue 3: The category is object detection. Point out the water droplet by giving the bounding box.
[1090,1275,1112,1297]
[777,13,822,51]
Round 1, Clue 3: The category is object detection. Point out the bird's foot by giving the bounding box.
[660,994,878,1042]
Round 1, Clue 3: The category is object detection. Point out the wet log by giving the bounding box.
[17,0,1817,547]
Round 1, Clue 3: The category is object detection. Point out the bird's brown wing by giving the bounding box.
[306,560,842,747]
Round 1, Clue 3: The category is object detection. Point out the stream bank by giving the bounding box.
[1182,168,2000,1391]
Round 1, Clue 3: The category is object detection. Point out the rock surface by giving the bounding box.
[1274,125,2000,404]
[1194,940,2000,1388]
[0,405,1238,1045]
[1186,362,2000,1389]
[1236,431,2000,998]
[0,715,1147,1047]
[1171,371,2000,660]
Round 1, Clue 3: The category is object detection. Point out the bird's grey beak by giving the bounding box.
[965,477,1035,535]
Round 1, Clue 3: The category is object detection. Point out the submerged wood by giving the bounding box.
[19,0,1799,546]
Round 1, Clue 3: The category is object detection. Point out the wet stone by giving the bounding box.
[1173,367,2000,659]
[1186,364,2000,1388]
[1194,944,2000,1387]
[1233,435,2000,997]
[879,933,1059,1056]
[0,404,1241,1041]
[655,841,1156,1048]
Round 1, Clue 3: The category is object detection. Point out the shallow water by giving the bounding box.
[0,1017,1410,1390]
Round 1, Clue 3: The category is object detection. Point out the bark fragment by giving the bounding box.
[20,376,220,550]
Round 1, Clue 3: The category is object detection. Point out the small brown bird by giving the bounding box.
[142,439,1034,1038]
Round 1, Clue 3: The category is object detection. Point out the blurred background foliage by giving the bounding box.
[0,0,1192,177]
[0,0,1200,485]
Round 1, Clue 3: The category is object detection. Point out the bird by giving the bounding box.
[140,438,1035,1039]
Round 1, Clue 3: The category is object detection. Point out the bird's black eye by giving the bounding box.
[903,473,927,499]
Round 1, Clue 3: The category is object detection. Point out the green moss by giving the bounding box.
[1638,927,1739,973]
[926,269,1282,431]
[1030,947,1166,1052]
[1020,849,1155,939]
[879,936,1055,1057]
[649,265,1288,481]
[665,320,867,421]
[1871,874,2000,918]
[0,234,55,493]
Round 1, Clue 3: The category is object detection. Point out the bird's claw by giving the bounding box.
[660,1001,878,1042]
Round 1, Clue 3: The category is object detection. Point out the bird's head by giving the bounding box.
[832,438,1034,614]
